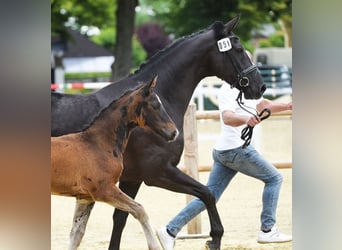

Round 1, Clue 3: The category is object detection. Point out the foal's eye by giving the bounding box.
[151,98,161,109]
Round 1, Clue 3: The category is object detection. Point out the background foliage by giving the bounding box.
[51,0,292,77]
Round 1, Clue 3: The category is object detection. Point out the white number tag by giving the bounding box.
[217,38,232,52]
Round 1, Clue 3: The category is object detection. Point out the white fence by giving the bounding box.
[52,76,292,112]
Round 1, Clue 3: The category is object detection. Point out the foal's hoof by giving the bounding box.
[205,240,220,250]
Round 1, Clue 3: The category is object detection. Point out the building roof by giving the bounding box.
[52,28,113,58]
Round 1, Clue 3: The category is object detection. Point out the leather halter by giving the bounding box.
[227,52,258,89]
[236,64,258,88]
[219,35,259,89]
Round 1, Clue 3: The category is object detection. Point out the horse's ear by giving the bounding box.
[224,14,240,34]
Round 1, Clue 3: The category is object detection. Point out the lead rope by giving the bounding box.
[235,91,271,148]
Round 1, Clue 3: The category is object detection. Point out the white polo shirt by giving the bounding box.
[214,83,263,150]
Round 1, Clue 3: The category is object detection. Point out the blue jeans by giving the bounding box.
[166,145,283,236]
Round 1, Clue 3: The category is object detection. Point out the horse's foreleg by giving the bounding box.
[95,185,160,250]
[109,181,142,250]
[144,166,223,250]
[69,199,95,250]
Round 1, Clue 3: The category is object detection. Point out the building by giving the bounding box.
[51,28,114,84]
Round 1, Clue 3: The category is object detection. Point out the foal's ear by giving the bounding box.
[149,74,158,90]
[143,74,158,96]
[224,14,240,34]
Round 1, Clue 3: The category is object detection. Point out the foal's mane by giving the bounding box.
[82,83,144,131]
[131,21,225,76]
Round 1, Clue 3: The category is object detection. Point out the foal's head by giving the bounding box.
[132,75,179,142]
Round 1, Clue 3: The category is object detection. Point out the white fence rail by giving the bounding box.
[51,76,292,112]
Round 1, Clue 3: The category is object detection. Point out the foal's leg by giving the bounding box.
[95,185,160,250]
[69,199,95,250]
[109,181,142,250]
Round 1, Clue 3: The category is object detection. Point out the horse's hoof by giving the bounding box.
[205,240,220,250]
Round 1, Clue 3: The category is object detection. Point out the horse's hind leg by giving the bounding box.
[94,186,160,250]
[109,181,142,250]
[69,199,95,250]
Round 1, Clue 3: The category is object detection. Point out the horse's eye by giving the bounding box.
[236,47,243,52]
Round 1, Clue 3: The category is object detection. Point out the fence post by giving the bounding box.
[183,103,202,234]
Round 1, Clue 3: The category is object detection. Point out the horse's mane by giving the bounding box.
[131,21,225,76]
[211,21,226,40]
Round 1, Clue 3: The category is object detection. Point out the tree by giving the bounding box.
[142,0,291,46]
[52,0,292,83]
[255,0,292,47]
[135,23,171,59]
[111,0,138,81]
[51,0,139,82]
[51,0,116,82]
[51,0,115,37]
[90,27,146,69]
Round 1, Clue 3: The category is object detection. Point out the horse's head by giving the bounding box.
[207,14,266,99]
[135,75,179,142]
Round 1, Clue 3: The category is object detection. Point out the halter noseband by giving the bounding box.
[237,64,258,87]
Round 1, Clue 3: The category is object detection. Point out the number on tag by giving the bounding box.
[217,38,232,52]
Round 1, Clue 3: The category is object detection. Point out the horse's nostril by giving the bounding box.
[172,129,179,140]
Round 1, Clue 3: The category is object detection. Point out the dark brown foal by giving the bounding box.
[51,76,178,250]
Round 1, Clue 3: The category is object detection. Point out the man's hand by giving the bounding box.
[246,116,261,127]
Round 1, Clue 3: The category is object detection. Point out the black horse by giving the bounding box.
[51,15,266,250]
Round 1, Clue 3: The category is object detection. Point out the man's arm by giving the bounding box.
[256,99,292,114]
[222,110,261,127]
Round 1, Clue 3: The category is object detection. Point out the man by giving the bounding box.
[156,52,292,250]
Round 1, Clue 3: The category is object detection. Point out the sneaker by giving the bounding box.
[156,227,176,250]
[257,226,292,243]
